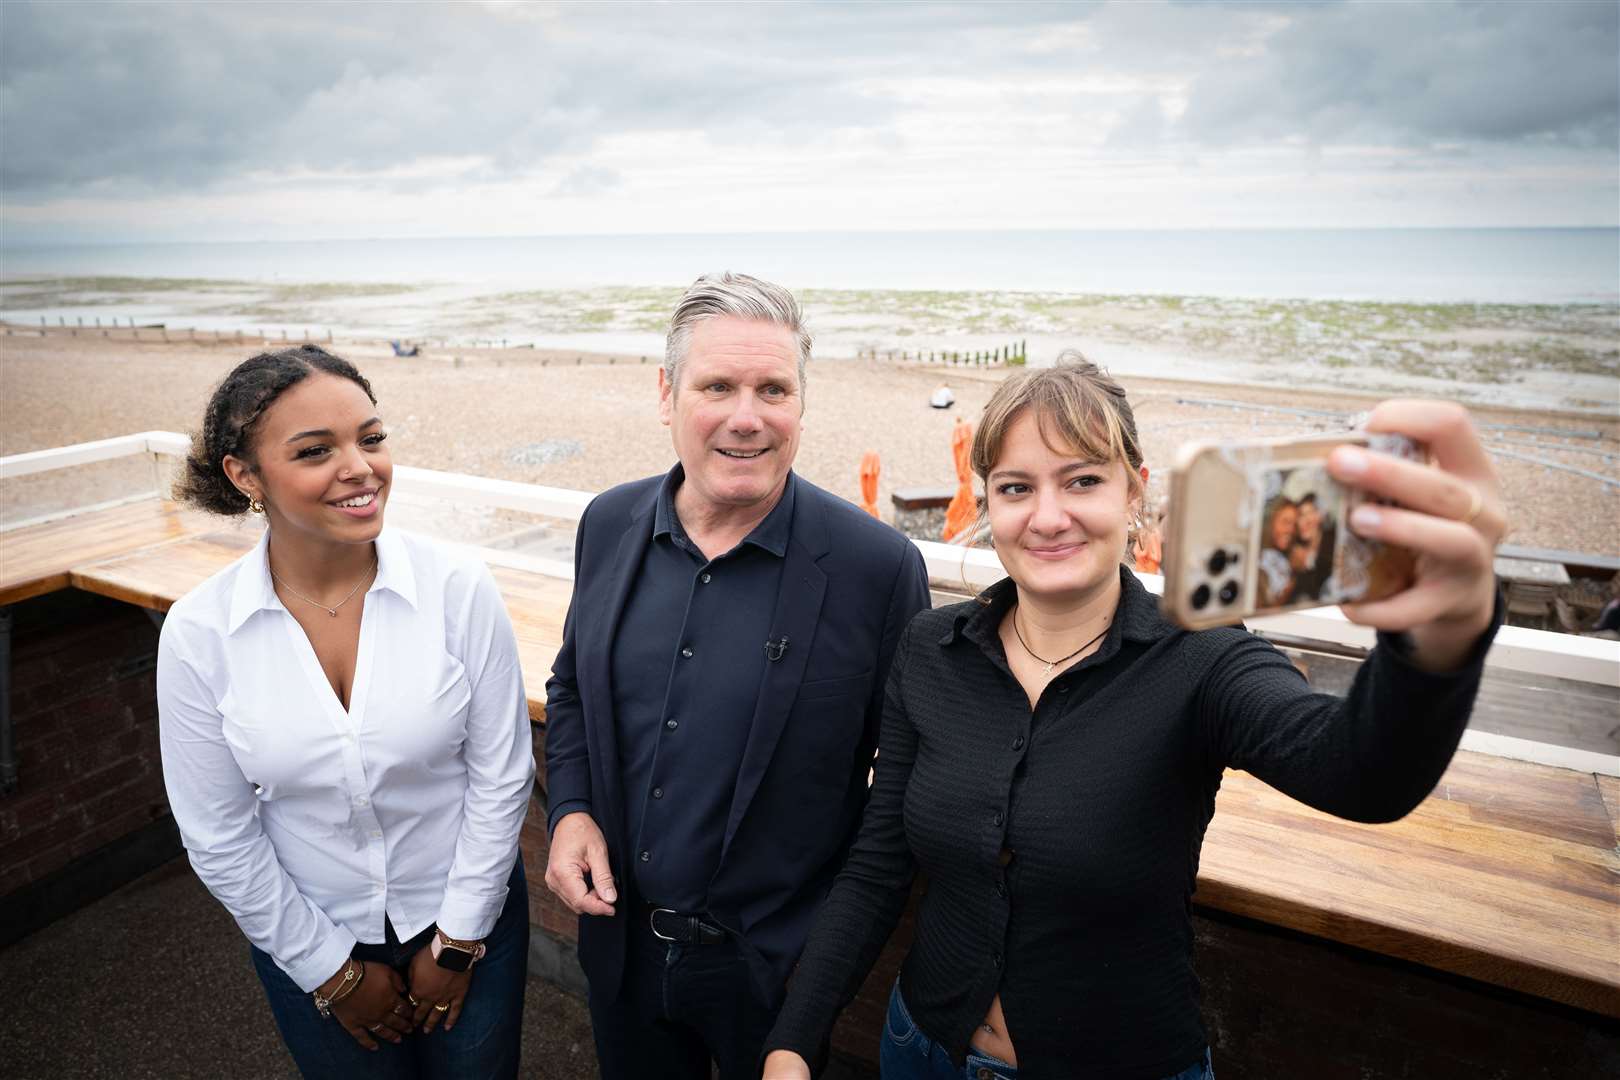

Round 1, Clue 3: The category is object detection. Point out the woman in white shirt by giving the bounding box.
[157,345,535,1077]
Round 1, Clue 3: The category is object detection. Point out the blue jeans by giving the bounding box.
[879,982,1213,1080]
[251,858,529,1080]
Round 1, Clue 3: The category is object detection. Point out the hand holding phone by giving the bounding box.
[1162,400,1505,660]
[1163,430,1421,630]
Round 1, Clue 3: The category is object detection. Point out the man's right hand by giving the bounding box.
[761,1050,812,1078]
[544,811,618,916]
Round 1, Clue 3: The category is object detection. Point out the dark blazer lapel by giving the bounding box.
[581,487,658,845]
[720,477,830,860]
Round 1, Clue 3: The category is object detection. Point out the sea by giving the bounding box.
[4,227,1616,301]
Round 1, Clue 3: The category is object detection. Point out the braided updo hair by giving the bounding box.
[176,344,377,515]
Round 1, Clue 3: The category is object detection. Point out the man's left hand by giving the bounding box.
[407,942,474,1033]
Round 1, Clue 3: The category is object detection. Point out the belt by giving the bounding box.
[644,904,729,946]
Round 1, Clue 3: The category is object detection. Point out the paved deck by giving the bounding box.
[0,857,601,1080]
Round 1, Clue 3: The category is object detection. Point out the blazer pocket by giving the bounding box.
[795,669,873,704]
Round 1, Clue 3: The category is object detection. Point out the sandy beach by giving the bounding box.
[1,329,1615,555]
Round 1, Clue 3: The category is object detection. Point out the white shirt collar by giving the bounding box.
[227,526,416,635]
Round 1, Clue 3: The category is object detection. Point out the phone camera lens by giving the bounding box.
[1190,583,1211,610]
[1218,580,1239,605]
[1206,551,1227,575]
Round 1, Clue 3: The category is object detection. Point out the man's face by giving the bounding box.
[659,316,803,517]
[1297,500,1321,542]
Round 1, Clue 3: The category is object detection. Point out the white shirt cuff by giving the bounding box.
[288,925,360,994]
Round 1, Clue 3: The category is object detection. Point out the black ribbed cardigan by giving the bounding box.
[764,568,1500,1080]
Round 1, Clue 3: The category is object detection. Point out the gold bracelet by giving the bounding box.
[312,957,363,1018]
[328,958,366,1005]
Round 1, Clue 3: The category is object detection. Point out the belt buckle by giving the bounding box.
[649,907,680,942]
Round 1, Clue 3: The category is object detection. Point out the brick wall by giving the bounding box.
[0,591,172,906]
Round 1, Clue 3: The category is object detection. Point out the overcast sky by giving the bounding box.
[1,0,1615,243]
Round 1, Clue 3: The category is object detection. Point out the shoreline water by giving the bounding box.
[2,278,1616,414]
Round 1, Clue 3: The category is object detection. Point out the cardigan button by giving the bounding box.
[992,811,1004,826]
[1011,735,1024,751]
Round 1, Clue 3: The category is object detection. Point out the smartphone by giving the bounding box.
[1161,431,1421,630]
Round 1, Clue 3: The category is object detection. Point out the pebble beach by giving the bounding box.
[2,329,1615,556]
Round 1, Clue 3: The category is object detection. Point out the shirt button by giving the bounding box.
[639,850,650,863]
[370,830,382,839]
[993,811,1004,826]
[681,646,694,658]
[700,572,712,584]
[992,952,1003,968]
[666,718,679,731]
[1011,735,1025,751]
[977,1068,996,1080]
[355,796,369,807]
[996,881,1007,899]
[652,787,664,799]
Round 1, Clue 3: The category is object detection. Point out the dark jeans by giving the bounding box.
[880,981,1213,1080]
[251,859,529,1080]
[587,911,776,1080]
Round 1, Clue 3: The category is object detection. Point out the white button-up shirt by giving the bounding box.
[157,527,534,992]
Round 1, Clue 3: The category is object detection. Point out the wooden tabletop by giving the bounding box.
[10,498,1618,1018]
[0,499,216,606]
[1202,756,1618,1017]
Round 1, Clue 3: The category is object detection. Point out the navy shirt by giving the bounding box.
[608,466,794,909]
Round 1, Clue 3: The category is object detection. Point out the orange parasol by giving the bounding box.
[1133,526,1163,574]
[858,451,881,518]
[942,418,975,542]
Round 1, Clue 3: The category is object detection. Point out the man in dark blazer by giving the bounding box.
[543,272,931,1079]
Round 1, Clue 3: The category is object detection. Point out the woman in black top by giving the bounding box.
[762,362,1504,1080]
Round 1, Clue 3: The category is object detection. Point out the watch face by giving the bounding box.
[435,947,474,972]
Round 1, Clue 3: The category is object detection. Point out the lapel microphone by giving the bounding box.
[764,636,790,662]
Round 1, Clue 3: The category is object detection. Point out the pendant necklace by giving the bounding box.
[1011,606,1109,675]
[270,557,377,617]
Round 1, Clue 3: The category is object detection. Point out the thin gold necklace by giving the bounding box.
[1011,606,1109,676]
[270,557,377,618]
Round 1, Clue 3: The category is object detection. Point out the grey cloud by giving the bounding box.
[2,0,1613,205]
[0,1,1090,199]
[1175,1,1619,149]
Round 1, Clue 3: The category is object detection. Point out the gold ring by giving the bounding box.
[434,1002,450,1012]
[1459,485,1485,526]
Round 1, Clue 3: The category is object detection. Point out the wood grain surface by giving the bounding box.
[1202,758,1619,1017]
[13,498,1619,1019]
[0,499,215,605]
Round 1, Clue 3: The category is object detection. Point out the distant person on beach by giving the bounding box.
[930,383,955,409]
[1258,495,1298,606]
[541,272,930,1079]
[761,361,1506,1080]
[157,345,534,1077]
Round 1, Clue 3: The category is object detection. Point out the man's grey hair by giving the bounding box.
[664,272,812,393]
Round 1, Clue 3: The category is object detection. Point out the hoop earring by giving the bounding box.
[249,498,265,515]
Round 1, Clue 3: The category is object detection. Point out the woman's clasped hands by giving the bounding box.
[318,940,474,1051]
